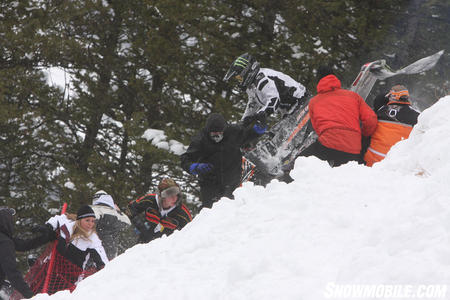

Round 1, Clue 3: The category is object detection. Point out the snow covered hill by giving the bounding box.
[35,96,450,300]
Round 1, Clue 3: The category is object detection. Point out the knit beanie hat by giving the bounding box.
[77,205,96,220]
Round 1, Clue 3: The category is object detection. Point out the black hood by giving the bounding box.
[0,209,14,238]
[205,113,227,133]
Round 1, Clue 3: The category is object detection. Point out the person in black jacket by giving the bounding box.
[0,207,52,299]
[126,178,192,243]
[363,85,420,166]
[181,113,265,208]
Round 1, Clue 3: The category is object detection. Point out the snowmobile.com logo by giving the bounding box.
[324,282,447,298]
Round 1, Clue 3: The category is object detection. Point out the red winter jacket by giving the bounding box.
[309,75,377,154]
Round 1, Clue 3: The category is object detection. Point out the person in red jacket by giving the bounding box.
[300,66,377,167]
[364,85,419,166]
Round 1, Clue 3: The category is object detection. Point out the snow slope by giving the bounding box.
[34,96,450,300]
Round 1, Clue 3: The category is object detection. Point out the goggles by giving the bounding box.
[235,75,243,83]
[92,191,107,201]
[388,89,409,101]
[0,206,16,216]
[210,131,224,143]
[161,186,180,199]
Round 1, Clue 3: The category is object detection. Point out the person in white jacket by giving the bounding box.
[45,205,109,270]
[223,53,308,126]
[90,191,131,259]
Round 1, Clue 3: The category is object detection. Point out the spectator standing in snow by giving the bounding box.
[126,178,192,243]
[364,85,420,166]
[181,113,265,208]
[300,66,378,167]
[15,205,108,295]
[44,205,109,269]
[223,53,308,126]
[0,207,52,299]
[90,191,131,260]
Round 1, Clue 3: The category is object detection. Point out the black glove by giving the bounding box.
[255,111,267,125]
[242,111,266,127]
[32,224,56,241]
[137,222,155,243]
[242,115,255,127]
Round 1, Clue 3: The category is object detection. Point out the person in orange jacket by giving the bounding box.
[300,66,377,167]
[364,85,420,166]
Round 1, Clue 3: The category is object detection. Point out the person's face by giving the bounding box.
[80,217,96,232]
[210,131,224,143]
[162,195,178,209]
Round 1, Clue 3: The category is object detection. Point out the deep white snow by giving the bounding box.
[34,96,450,300]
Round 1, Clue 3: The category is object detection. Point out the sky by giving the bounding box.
[31,95,450,300]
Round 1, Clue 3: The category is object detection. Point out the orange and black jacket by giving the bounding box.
[127,194,192,243]
[364,100,419,166]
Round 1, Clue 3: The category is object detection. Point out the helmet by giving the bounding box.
[223,53,260,90]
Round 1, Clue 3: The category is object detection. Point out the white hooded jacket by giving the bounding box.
[243,67,307,119]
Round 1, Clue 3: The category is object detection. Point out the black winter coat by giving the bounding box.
[0,210,49,298]
[181,122,260,188]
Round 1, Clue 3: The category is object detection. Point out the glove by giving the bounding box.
[31,224,48,234]
[189,163,213,175]
[138,227,154,243]
[242,111,266,127]
[242,115,254,127]
[255,111,267,125]
[32,224,57,240]
[253,123,267,135]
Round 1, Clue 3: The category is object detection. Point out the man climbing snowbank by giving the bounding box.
[300,66,377,166]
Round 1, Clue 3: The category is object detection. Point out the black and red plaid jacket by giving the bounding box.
[127,193,192,243]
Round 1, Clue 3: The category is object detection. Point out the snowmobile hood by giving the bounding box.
[205,113,228,133]
[316,75,341,94]
[0,209,14,238]
[92,194,115,209]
